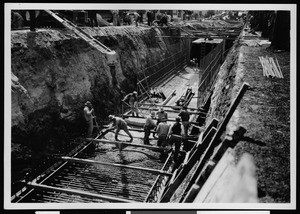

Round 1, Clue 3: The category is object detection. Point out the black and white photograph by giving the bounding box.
[4,3,296,210]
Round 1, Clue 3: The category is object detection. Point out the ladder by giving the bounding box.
[44,10,114,55]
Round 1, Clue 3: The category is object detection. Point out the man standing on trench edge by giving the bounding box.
[83,101,94,138]
[106,115,133,142]
[122,91,139,117]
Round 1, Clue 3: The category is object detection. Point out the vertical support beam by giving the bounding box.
[221,39,226,62]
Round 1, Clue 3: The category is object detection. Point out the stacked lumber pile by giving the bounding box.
[259,56,283,78]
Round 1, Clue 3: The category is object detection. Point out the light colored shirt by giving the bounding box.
[113,117,128,130]
[156,122,170,136]
[83,106,93,122]
[145,116,156,127]
[157,111,168,120]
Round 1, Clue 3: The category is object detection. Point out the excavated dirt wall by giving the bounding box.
[205,31,290,202]
[10,26,184,184]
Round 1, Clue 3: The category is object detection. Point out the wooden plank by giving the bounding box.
[61,156,172,176]
[124,115,201,125]
[193,148,235,202]
[182,160,216,202]
[162,89,177,105]
[137,102,205,112]
[87,138,165,152]
[159,127,217,202]
[275,57,284,78]
[13,136,99,202]
[209,82,249,151]
[138,106,206,116]
[203,118,219,138]
[180,126,246,201]
[144,152,173,202]
[27,182,137,203]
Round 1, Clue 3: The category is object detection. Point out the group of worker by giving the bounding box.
[144,106,191,161]
[83,91,191,162]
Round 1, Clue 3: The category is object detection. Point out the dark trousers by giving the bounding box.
[157,135,167,147]
[169,135,182,161]
[144,125,154,144]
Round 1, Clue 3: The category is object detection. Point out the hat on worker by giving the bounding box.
[133,91,138,94]
[85,101,91,106]
[108,115,115,121]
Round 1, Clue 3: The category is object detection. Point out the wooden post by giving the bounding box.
[27,182,137,203]
[159,126,217,202]
[144,152,173,202]
[203,118,219,138]
[137,102,204,112]
[88,138,165,152]
[209,82,249,148]
[124,115,201,125]
[61,156,172,176]
[138,106,206,116]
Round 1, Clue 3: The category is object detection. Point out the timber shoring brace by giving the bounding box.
[61,156,172,176]
[27,182,137,203]
[159,82,250,202]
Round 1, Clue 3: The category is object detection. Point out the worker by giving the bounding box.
[167,117,184,162]
[106,115,133,142]
[156,118,170,147]
[178,105,190,136]
[134,13,140,27]
[83,101,94,138]
[11,11,24,30]
[88,10,98,27]
[122,91,139,117]
[143,111,157,145]
[146,10,154,26]
[156,107,168,125]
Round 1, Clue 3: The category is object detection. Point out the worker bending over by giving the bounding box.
[83,101,95,138]
[167,117,184,162]
[143,111,157,145]
[122,91,139,117]
[156,118,170,147]
[106,115,133,142]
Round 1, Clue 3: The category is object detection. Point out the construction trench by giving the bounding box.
[10,10,291,204]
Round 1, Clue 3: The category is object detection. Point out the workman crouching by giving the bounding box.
[106,115,133,142]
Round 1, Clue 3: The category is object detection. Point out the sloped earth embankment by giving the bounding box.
[207,33,290,202]
[10,26,183,192]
